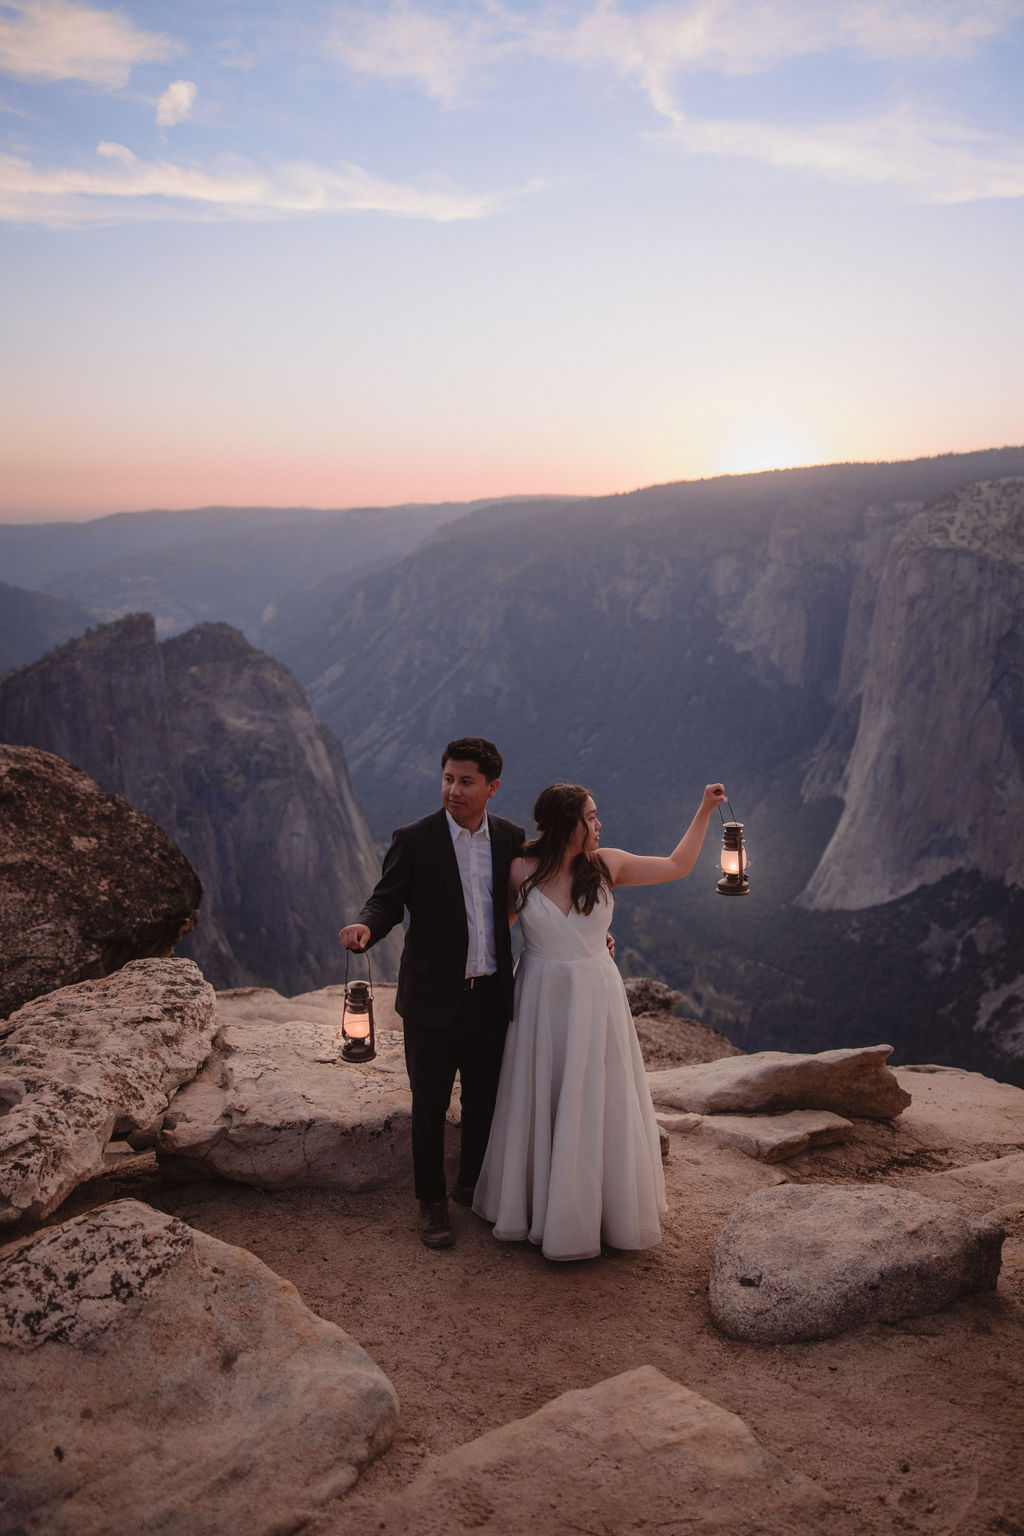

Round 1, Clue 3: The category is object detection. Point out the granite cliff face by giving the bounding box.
[0,616,400,992]
[802,478,1024,910]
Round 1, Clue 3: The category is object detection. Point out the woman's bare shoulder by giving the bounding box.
[598,847,628,880]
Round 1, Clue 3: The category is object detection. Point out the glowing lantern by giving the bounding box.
[341,955,376,1063]
[716,803,750,897]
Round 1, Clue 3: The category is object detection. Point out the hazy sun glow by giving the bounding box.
[714,430,828,477]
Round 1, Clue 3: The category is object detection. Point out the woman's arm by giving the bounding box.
[601,784,727,887]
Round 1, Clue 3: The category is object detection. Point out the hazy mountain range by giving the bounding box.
[0,499,537,642]
[2,448,1022,1084]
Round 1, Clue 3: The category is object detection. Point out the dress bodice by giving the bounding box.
[518,885,613,963]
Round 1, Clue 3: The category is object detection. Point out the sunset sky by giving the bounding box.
[1,0,1022,520]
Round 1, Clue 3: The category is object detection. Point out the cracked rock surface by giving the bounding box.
[0,1198,398,1536]
[0,958,216,1226]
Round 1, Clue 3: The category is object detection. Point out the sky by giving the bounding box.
[1,0,1023,521]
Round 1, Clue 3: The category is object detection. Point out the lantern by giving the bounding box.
[341,954,376,1063]
[716,802,750,897]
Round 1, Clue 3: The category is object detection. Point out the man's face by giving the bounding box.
[442,758,499,831]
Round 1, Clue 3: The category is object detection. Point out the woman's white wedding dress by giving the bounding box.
[473,885,666,1261]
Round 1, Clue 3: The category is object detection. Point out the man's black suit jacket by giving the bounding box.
[358,808,525,1030]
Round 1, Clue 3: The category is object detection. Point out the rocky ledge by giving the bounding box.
[0,958,215,1227]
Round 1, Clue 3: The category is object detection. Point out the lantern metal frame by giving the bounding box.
[716,799,750,897]
[340,948,377,1063]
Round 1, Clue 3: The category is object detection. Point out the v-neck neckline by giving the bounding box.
[532,887,575,920]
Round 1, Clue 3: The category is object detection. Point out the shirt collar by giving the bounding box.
[446,809,491,842]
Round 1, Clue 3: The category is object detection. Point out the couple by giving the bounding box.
[339,736,725,1262]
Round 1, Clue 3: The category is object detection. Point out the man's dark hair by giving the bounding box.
[442,737,503,781]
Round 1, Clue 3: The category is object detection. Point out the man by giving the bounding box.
[339,738,524,1250]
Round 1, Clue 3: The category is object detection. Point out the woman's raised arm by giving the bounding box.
[601,784,727,887]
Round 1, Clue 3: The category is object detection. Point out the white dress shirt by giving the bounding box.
[447,809,496,978]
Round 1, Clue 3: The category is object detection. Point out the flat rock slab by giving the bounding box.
[894,1065,1024,1152]
[157,984,411,1190]
[699,1109,853,1162]
[650,1044,911,1120]
[710,1184,1005,1342]
[912,1152,1024,1214]
[0,1199,397,1536]
[333,1365,851,1536]
[0,958,216,1227]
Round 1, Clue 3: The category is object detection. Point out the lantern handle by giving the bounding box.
[344,947,374,989]
[717,798,740,824]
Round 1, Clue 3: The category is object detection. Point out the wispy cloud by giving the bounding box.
[555,0,1021,87]
[327,0,527,102]
[0,0,179,88]
[0,143,524,225]
[156,78,197,128]
[326,0,1020,97]
[660,103,1024,202]
[325,0,1024,200]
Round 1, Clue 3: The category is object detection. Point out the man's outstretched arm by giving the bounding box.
[339,828,411,951]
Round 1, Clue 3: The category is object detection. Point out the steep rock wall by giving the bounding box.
[801,478,1024,910]
[0,616,400,992]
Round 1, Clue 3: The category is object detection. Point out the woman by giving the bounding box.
[473,780,727,1262]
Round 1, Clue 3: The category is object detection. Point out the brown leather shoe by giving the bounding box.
[418,1199,454,1248]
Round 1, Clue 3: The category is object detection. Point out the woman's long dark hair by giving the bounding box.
[518,783,611,916]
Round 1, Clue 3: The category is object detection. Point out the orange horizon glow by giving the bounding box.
[1,432,1017,523]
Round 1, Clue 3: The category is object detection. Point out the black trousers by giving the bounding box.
[402,978,509,1204]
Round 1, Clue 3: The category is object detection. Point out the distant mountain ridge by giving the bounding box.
[0,498,541,642]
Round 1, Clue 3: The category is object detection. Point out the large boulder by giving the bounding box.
[0,1199,397,1536]
[709,1184,1005,1342]
[156,983,411,1190]
[0,959,215,1227]
[650,1044,911,1120]
[0,743,201,1018]
[332,1365,851,1536]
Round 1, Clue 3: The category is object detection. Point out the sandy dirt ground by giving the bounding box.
[75,1017,1024,1536]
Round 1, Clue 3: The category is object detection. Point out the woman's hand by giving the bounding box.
[701,783,727,814]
